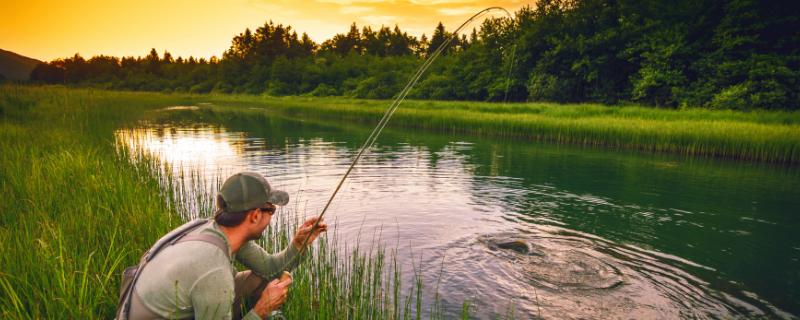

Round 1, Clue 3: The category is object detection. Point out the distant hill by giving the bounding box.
[0,49,42,81]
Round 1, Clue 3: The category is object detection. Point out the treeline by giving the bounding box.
[30,0,800,110]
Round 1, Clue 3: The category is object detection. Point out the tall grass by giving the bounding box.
[0,85,467,319]
[0,85,189,318]
[204,95,800,163]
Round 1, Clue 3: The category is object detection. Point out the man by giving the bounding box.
[128,172,327,319]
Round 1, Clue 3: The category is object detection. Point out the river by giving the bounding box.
[116,108,800,319]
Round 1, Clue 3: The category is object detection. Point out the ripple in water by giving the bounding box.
[434,225,786,319]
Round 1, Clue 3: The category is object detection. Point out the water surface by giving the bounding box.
[116,109,800,319]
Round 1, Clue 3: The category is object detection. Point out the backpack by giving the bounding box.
[115,218,229,320]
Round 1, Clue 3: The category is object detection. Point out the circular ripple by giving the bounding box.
[481,234,625,291]
[522,249,624,290]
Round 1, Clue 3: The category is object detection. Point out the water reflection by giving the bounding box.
[115,117,799,319]
[117,125,246,172]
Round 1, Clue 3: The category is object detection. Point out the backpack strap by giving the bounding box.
[116,218,212,320]
[176,233,230,258]
[144,219,210,262]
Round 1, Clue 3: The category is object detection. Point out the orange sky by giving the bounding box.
[1,0,528,61]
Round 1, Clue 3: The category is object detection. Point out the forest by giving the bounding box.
[28,0,800,110]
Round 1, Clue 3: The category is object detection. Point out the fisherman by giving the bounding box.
[127,172,327,319]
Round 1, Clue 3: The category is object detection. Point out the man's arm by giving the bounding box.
[236,217,327,279]
[236,241,300,279]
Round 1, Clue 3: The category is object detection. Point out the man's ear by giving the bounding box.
[247,209,260,224]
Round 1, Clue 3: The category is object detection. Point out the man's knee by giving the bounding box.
[232,271,268,320]
[234,270,268,301]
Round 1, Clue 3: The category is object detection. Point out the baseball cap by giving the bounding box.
[217,172,289,213]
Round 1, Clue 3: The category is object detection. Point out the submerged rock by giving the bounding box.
[483,236,543,256]
[496,240,530,254]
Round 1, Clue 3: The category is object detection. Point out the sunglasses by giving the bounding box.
[259,206,276,214]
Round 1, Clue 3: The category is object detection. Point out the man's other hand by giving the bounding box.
[291,217,328,251]
[253,277,292,318]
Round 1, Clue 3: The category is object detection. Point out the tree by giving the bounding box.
[162,50,173,64]
[361,26,385,56]
[300,33,316,56]
[387,25,414,56]
[30,62,65,83]
[146,48,160,74]
[428,22,449,56]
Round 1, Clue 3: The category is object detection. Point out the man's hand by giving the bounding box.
[291,217,328,251]
[253,276,292,318]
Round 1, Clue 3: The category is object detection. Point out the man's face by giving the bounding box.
[248,203,275,240]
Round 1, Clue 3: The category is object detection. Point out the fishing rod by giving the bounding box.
[270,6,516,279]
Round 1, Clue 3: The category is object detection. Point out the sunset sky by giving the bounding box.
[2,0,528,62]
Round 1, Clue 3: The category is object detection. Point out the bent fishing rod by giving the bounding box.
[268,6,516,279]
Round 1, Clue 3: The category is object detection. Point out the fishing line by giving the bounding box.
[269,6,517,278]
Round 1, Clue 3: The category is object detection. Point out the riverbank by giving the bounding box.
[0,86,452,319]
[202,94,800,164]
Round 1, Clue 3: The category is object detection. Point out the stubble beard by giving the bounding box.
[248,231,264,241]
[247,215,270,241]
[248,223,269,241]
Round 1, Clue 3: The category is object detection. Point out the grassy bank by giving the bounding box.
[0,86,188,318]
[0,85,459,319]
[203,95,800,163]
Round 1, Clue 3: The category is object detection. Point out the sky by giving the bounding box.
[1,0,528,62]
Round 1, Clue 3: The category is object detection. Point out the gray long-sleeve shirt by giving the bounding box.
[134,220,299,320]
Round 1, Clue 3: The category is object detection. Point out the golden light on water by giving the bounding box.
[116,125,245,175]
[2,0,528,61]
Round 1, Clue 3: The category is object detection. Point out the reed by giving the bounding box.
[0,85,454,319]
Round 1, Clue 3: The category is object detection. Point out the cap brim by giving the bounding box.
[267,189,289,206]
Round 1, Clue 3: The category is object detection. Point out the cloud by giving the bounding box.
[360,15,399,26]
[249,1,300,17]
[316,0,387,4]
[438,6,482,16]
[340,6,373,14]
[408,0,476,5]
